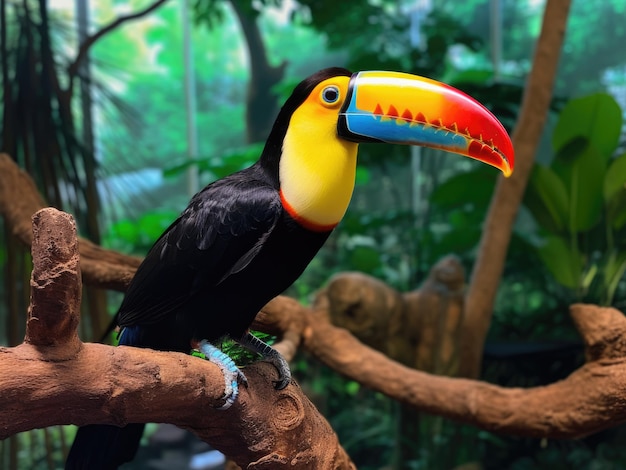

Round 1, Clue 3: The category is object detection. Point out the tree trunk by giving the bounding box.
[230,0,287,143]
[461,0,572,379]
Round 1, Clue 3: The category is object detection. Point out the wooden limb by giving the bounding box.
[317,257,465,374]
[463,0,572,378]
[0,153,141,291]
[1,208,354,469]
[4,157,626,444]
[258,296,626,439]
[252,295,305,362]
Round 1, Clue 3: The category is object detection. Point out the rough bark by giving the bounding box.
[462,0,572,378]
[319,257,466,466]
[0,153,141,292]
[3,0,621,455]
[0,208,354,469]
[257,297,626,440]
[322,256,465,375]
[2,167,626,460]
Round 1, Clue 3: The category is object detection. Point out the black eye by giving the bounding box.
[321,86,340,104]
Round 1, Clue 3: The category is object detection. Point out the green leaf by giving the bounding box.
[552,141,605,232]
[162,159,201,178]
[430,166,497,210]
[443,67,493,86]
[110,220,139,244]
[355,166,371,186]
[607,191,626,230]
[604,251,626,304]
[552,93,622,159]
[349,245,382,273]
[580,263,598,290]
[137,211,178,242]
[604,153,626,201]
[536,235,582,289]
[345,381,361,396]
[436,225,482,255]
[524,164,569,233]
[604,154,626,230]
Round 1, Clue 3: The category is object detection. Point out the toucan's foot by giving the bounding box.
[236,332,291,390]
[198,340,247,410]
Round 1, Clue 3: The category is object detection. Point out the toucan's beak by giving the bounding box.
[338,71,514,177]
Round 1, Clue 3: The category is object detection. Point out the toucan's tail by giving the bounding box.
[65,423,145,470]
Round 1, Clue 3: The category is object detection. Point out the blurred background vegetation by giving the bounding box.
[1,0,626,468]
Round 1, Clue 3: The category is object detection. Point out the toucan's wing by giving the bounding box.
[117,170,282,327]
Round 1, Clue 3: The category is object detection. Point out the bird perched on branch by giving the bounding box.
[66,67,513,469]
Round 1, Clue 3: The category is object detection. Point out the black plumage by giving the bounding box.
[66,67,352,470]
[115,67,353,352]
[116,166,329,351]
[66,64,515,469]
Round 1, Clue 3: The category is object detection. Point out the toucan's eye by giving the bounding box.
[321,86,340,105]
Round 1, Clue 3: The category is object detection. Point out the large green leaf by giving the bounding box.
[108,220,139,245]
[536,235,582,289]
[552,93,622,159]
[604,152,626,200]
[604,153,626,230]
[355,166,371,186]
[524,164,569,233]
[430,166,497,210]
[552,140,605,232]
[604,251,626,304]
[607,191,626,230]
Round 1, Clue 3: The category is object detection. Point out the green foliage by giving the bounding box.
[524,164,569,233]
[535,235,583,290]
[164,143,263,182]
[93,0,249,179]
[103,210,179,254]
[605,156,626,230]
[10,1,626,468]
[524,93,626,304]
[503,439,626,470]
[194,0,282,27]
[552,93,622,157]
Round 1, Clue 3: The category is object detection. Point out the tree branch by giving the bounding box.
[463,0,572,378]
[3,151,626,451]
[0,153,141,291]
[0,207,354,469]
[258,297,626,439]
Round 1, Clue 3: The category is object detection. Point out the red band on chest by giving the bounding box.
[279,190,337,233]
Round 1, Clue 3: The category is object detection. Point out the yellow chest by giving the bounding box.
[279,126,358,231]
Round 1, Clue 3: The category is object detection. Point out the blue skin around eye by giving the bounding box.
[323,87,340,103]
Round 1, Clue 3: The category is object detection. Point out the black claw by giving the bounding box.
[236,332,292,389]
[273,376,291,390]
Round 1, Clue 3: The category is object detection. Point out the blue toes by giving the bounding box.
[198,340,247,409]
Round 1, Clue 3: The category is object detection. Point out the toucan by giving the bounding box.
[66,67,513,469]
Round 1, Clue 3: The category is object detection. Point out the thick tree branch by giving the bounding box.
[0,207,354,469]
[3,155,626,446]
[258,296,626,439]
[463,0,572,378]
[0,153,141,291]
[4,151,626,441]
